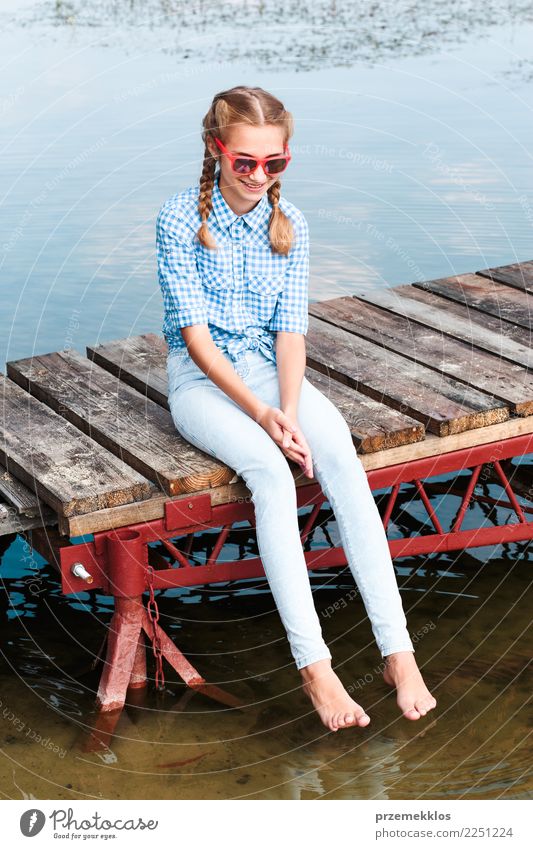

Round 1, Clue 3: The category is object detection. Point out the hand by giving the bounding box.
[280,416,314,479]
[256,404,314,478]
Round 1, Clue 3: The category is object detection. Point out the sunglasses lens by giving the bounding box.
[234,158,255,174]
[232,155,289,176]
[265,158,288,175]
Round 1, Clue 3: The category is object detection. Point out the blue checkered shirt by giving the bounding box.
[156,172,309,366]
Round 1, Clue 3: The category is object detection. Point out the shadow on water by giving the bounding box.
[0,456,531,799]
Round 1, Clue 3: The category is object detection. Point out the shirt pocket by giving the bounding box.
[246,274,285,325]
[201,272,233,325]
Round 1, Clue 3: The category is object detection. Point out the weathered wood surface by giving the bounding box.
[0,460,46,517]
[412,272,532,330]
[7,348,236,497]
[304,366,424,451]
[477,260,533,296]
[0,372,152,518]
[306,316,509,436]
[0,498,56,537]
[309,295,533,416]
[87,333,169,407]
[356,283,532,369]
[90,332,424,453]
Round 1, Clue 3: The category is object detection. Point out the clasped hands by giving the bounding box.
[255,403,314,479]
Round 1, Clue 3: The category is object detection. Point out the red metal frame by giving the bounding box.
[59,432,533,743]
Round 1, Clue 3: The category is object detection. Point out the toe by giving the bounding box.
[344,712,355,726]
[416,695,435,714]
[403,706,421,720]
[357,711,371,726]
[331,714,341,730]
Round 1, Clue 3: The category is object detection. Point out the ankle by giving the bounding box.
[299,657,333,683]
[385,650,415,664]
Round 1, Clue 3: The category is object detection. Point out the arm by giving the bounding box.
[275,332,306,419]
[275,332,313,478]
[183,329,310,469]
[268,213,310,419]
[268,214,314,477]
[184,329,310,469]
[181,325,270,424]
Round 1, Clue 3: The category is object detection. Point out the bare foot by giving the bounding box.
[300,658,371,732]
[383,651,437,720]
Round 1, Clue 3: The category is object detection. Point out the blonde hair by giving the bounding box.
[197,86,295,256]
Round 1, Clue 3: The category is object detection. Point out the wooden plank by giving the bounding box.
[356,284,532,370]
[0,460,47,516]
[412,272,532,330]
[89,332,424,452]
[87,333,169,407]
[306,316,509,437]
[0,500,56,537]
[7,348,236,497]
[305,365,424,452]
[477,261,533,295]
[60,414,533,537]
[0,372,153,518]
[309,296,533,416]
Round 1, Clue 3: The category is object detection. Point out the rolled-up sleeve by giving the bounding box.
[268,213,309,334]
[156,202,208,328]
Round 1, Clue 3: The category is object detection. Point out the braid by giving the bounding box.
[267,179,281,212]
[267,179,293,255]
[196,143,218,249]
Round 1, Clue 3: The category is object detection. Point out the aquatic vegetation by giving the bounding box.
[10,0,533,71]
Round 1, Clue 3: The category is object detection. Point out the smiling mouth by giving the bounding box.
[240,179,266,188]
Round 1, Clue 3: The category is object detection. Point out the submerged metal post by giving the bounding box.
[95,528,148,713]
[93,524,242,725]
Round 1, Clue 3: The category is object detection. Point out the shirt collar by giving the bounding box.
[211,170,270,233]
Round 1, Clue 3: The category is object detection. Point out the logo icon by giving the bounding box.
[20,809,46,837]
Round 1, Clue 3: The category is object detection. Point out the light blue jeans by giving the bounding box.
[167,346,415,670]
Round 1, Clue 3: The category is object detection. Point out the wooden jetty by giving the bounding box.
[1,257,532,743]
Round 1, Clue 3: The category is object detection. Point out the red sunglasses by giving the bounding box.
[213,135,291,177]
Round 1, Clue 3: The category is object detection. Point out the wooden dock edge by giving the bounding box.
[60,414,533,537]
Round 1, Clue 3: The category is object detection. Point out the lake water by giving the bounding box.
[0,0,532,801]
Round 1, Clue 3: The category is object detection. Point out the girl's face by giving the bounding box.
[208,123,287,211]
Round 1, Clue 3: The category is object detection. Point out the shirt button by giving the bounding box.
[232,219,243,240]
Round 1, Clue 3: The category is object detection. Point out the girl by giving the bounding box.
[157,85,436,732]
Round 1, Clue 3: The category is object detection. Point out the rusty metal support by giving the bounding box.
[91,526,243,726]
